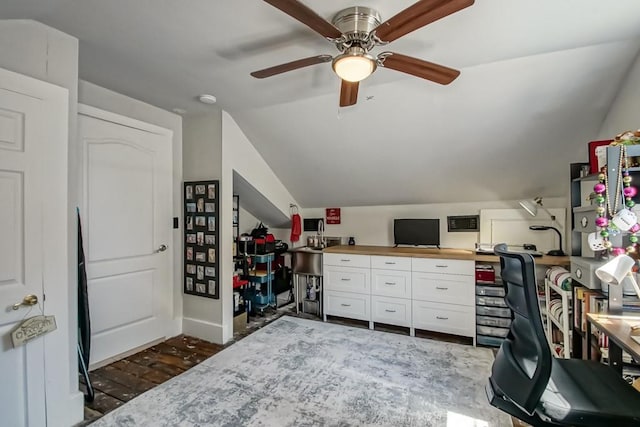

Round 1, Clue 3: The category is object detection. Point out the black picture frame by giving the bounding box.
[183,180,219,299]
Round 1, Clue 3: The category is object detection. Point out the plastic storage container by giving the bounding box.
[476,305,511,318]
[476,325,510,337]
[477,334,505,347]
[476,315,512,328]
[476,285,506,297]
[476,295,508,308]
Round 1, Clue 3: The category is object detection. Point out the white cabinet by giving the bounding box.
[411,258,475,343]
[323,252,476,343]
[371,255,412,271]
[412,300,475,337]
[412,272,475,306]
[324,266,371,294]
[372,296,411,327]
[370,256,412,331]
[325,291,370,321]
[323,255,372,326]
[323,253,371,268]
[371,269,411,298]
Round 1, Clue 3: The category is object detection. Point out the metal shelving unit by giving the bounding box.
[248,252,275,314]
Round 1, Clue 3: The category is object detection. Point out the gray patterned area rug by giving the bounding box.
[91,316,511,426]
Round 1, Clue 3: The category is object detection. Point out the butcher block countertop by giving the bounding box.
[322,245,570,267]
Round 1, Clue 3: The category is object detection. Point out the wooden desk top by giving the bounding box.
[587,313,640,360]
[322,245,570,266]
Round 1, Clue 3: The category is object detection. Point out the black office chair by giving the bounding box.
[486,244,640,426]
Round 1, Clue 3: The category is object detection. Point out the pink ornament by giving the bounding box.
[594,183,606,194]
[612,247,626,256]
[624,186,638,198]
[595,217,609,227]
[631,223,640,233]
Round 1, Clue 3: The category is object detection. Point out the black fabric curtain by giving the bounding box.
[77,210,91,366]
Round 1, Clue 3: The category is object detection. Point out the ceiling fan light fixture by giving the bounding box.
[332,47,376,83]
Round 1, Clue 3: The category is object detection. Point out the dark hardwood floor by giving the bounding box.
[80,335,225,424]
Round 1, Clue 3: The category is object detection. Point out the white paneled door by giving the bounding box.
[0,68,68,425]
[78,106,173,365]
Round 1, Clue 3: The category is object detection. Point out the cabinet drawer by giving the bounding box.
[371,269,411,298]
[323,253,370,268]
[412,272,474,306]
[371,255,411,271]
[325,290,370,321]
[324,266,370,294]
[412,300,474,337]
[411,258,474,275]
[371,296,411,327]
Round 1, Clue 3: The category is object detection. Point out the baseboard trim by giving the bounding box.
[183,317,224,344]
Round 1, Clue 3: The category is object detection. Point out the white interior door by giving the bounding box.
[0,69,67,426]
[78,105,173,366]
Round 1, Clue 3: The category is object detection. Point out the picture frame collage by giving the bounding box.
[183,180,219,299]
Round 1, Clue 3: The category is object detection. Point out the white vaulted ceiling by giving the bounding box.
[2,1,640,207]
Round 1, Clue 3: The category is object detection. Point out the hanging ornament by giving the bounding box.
[593,144,639,255]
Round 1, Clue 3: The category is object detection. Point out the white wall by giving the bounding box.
[301,197,568,250]
[221,112,299,342]
[182,112,225,342]
[78,81,184,336]
[239,206,259,235]
[223,112,298,220]
[598,52,640,139]
[0,19,83,427]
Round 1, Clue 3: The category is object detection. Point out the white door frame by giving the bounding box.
[77,104,175,364]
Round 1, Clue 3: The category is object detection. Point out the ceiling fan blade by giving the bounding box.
[251,55,332,78]
[262,0,343,39]
[375,0,475,43]
[379,52,460,85]
[339,80,359,107]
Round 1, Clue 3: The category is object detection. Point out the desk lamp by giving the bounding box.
[595,254,640,300]
[519,197,560,227]
[529,225,565,256]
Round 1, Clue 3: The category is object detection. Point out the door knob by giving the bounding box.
[156,244,168,253]
[12,294,38,310]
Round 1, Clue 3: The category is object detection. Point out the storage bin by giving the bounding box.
[476,295,508,308]
[570,257,606,290]
[476,285,505,297]
[476,305,511,318]
[476,325,510,337]
[477,334,505,347]
[476,315,511,328]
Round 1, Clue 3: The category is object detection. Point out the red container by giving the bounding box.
[476,270,496,283]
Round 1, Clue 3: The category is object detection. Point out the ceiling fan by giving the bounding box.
[251,0,474,107]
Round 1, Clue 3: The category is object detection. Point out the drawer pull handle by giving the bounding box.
[340,303,351,307]
[385,309,396,313]
[340,259,351,262]
[384,262,396,265]
[435,264,448,268]
[435,286,449,290]
[436,316,449,320]
[341,278,351,281]
[384,282,396,286]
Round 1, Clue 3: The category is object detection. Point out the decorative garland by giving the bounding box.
[593,143,639,255]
